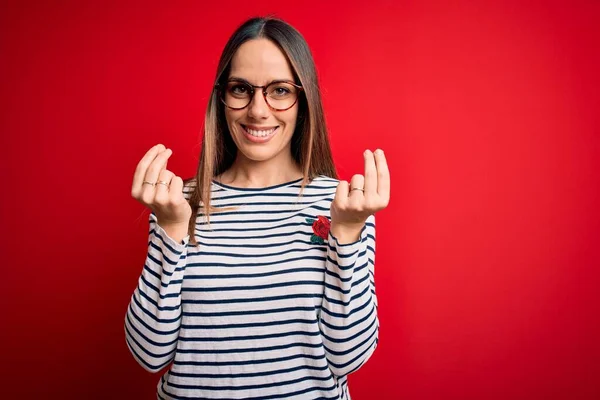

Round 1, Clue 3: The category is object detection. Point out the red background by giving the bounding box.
[1,1,599,399]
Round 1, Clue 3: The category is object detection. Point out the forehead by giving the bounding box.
[229,38,294,83]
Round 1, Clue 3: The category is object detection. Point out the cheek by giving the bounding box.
[224,109,234,123]
[224,110,240,131]
[282,109,299,130]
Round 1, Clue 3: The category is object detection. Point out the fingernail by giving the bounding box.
[364,149,371,156]
[375,148,384,155]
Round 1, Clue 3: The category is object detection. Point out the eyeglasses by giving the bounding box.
[215,79,303,111]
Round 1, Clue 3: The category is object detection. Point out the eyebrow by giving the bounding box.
[228,76,294,84]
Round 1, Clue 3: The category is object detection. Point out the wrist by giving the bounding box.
[158,221,189,244]
[330,221,365,244]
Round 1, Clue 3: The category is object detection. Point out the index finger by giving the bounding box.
[363,149,378,196]
[132,144,166,191]
[374,149,390,199]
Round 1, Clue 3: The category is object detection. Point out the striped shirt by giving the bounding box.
[125,175,379,399]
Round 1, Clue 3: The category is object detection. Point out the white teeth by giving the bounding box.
[246,127,276,137]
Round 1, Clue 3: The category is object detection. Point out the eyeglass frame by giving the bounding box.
[215,78,304,111]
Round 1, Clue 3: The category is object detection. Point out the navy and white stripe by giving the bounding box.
[125,175,379,400]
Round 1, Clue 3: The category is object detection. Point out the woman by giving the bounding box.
[127,16,390,399]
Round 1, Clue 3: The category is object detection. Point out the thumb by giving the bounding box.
[333,180,349,213]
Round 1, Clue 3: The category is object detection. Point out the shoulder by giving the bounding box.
[182,177,198,201]
[300,174,339,198]
[306,174,340,187]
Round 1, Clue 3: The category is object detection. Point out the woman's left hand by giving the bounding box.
[330,149,390,243]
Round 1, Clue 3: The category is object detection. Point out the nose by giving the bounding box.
[247,90,270,119]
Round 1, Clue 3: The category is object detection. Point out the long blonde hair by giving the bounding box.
[184,17,337,245]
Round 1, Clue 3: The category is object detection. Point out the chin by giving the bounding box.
[238,147,281,162]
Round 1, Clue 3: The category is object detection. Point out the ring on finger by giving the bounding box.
[156,180,170,187]
[350,187,364,192]
[143,181,156,186]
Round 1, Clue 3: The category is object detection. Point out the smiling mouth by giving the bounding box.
[241,124,279,138]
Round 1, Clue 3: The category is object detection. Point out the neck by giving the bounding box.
[218,152,304,189]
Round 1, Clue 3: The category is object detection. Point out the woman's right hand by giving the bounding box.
[131,144,192,231]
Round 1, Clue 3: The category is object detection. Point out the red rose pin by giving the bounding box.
[305,215,331,244]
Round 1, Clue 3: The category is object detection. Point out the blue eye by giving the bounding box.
[231,85,248,94]
[268,84,294,98]
[275,87,290,95]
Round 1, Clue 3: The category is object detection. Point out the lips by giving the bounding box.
[240,124,279,143]
[242,124,278,132]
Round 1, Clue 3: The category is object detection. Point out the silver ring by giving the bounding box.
[142,181,156,186]
[350,187,364,192]
[156,181,170,187]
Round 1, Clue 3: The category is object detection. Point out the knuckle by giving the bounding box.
[138,160,150,172]
[141,192,154,204]
[168,198,181,208]
[148,164,160,174]
[157,172,168,181]
[355,199,366,209]
[336,201,347,211]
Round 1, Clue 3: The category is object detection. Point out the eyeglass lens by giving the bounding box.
[222,81,299,110]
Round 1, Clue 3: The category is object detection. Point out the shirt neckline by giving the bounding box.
[211,176,306,192]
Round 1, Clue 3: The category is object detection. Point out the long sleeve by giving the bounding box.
[318,214,379,377]
[124,211,190,373]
